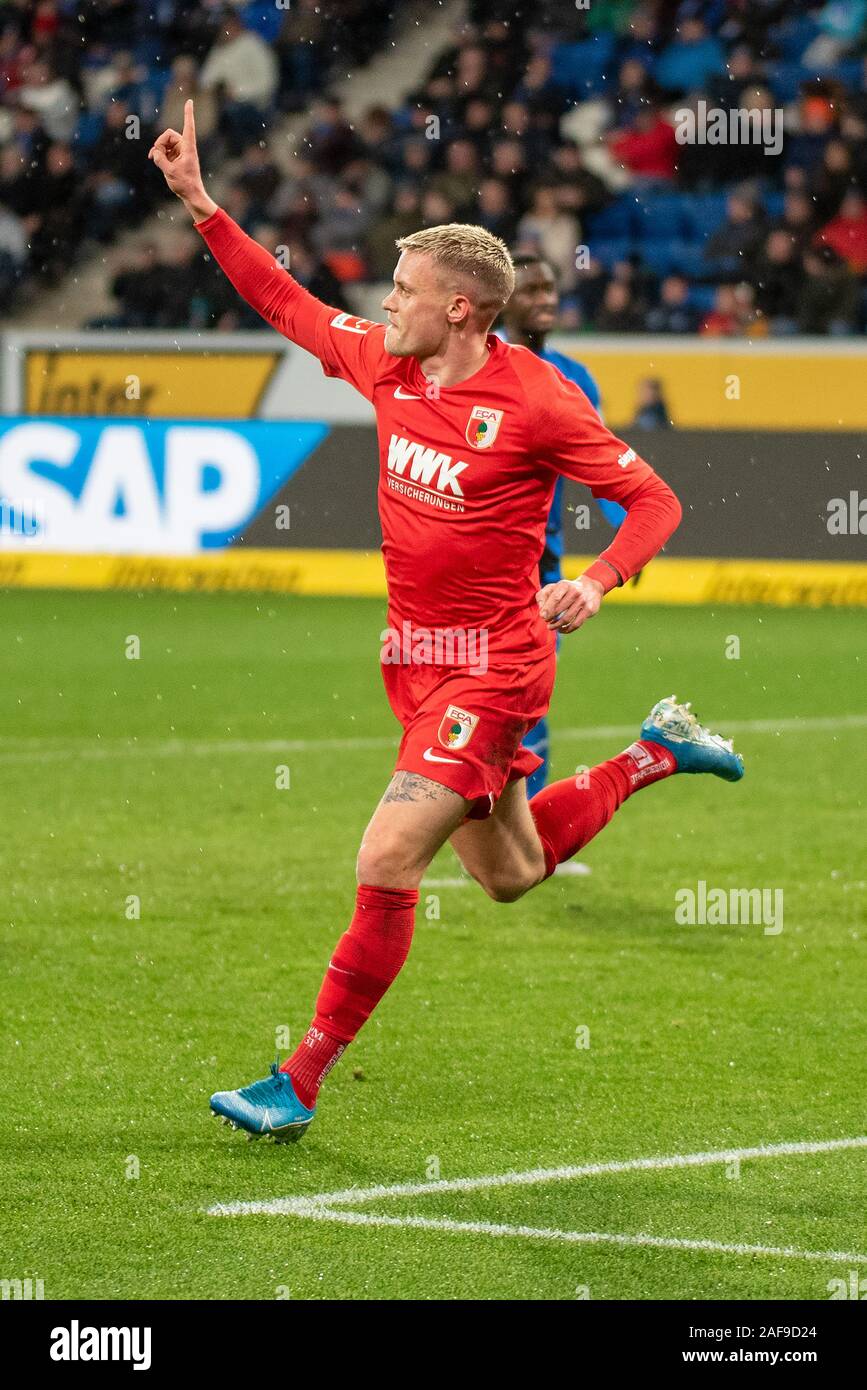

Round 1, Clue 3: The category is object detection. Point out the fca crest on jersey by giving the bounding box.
[465,406,503,449]
[437,704,479,750]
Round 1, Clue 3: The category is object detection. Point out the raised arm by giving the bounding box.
[148,99,326,353]
[148,100,386,394]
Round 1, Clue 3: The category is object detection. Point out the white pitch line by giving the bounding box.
[208,1135,867,1216]
[207,1134,867,1264]
[1,713,865,764]
[217,1205,867,1266]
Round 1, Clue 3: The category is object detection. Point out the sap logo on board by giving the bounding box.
[0,417,327,553]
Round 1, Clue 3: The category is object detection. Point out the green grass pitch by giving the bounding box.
[1,589,865,1300]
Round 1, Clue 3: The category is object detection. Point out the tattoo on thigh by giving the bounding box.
[382,772,456,804]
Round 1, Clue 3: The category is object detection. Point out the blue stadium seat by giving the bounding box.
[770,17,820,63]
[836,59,864,88]
[240,0,286,43]
[633,193,688,241]
[585,197,636,239]
[635,242,676,276]
[768,62,808,104]
[702,251,744,280]
[686,285,716,313]
[668,242,715,279]
[131,40,163,69]
[682,192,729,241]
[636,240,714,280]
[551,33,616,97]
[591,237,633,269]
[73,111,104,149]
[151,67,175,107]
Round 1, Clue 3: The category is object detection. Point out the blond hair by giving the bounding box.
[395,223,515,328]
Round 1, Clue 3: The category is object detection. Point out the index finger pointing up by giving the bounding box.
[183,97,196,143]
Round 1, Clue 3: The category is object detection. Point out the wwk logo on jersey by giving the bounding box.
[465,405,503,450]
[438,704,479,750]
[387,435,468,496]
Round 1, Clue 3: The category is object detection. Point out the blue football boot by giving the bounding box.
[210,1063,315,1143]
[640,695,744,782]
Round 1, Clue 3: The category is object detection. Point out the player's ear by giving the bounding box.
[447,293,473,327]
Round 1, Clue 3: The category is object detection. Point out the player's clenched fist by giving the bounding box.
[148,98,216,222]
[536,575,605,633]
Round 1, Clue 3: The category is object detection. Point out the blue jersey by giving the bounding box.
[537,348,625,584]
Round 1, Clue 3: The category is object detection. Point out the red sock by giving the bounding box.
[280,883,418,1107]
[530,740,676,877]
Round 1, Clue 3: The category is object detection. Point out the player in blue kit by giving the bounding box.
[500,254,625,798]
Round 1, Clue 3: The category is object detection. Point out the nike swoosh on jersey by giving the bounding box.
[394,386,422,399]
[423,747,462,764]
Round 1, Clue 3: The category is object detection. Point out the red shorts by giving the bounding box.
[381,647,557,819]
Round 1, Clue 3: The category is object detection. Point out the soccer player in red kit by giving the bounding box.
[150,103,744,1142]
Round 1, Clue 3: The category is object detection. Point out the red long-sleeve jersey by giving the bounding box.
[196,208,681,658]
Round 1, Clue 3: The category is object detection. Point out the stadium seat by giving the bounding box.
[835,59,864,89]
[768,62,809,104]
[585,197,636,239]
[669,243,716,279]
[702,252,744,280]
[591,237,634,269]
[131,39,164,69]
[633,194,688,241]
[635,242,676,277]
[686,284,716,313]
[682,193,729,242]
[73,111,104,149]
[551,33,617,97]
[240,1,287,43]
[770,17,820,63]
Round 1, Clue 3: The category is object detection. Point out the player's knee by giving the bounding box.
[485,880,525,903]
[478,868,537,903]
[356,836,424,889]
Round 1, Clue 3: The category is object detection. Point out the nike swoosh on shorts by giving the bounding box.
[423,747,461,764]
